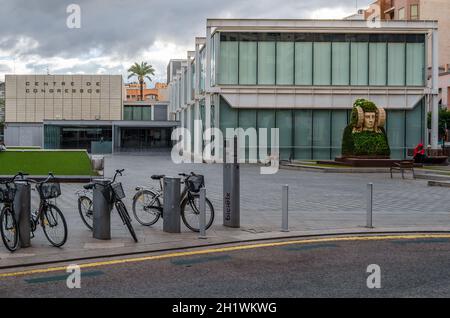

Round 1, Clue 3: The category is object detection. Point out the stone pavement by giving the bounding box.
[1,153,450,269]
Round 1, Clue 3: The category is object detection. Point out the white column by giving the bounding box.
[431,28,439,149]
[195,43,200,98]
[205,95,211,133]
[205,26,212,92]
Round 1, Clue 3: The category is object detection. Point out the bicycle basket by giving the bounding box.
[0,183,17,203]
[38,181,61,200]
[111,182,126,201]
[186,175,204,193]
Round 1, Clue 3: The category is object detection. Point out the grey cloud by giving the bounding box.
[0,63,11,72]
[0,0,372,79]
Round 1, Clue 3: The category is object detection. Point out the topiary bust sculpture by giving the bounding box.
[342,99,390,157]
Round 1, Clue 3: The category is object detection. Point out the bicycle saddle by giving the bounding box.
[83,183,95,190]
[151,175,165,180]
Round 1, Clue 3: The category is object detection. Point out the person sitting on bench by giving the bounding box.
[413,143,427,163]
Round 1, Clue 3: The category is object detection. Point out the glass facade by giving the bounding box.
[217,33,425,87]
[124,106,152,121]
[120,128,172,150]
[218,97,425,160]
[44,125,113,154]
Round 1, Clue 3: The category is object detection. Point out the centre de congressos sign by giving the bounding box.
[25,81,101,94]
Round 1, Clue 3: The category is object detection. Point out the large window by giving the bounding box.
[219,42,238,85]
[351,42,368,85]
[258,42,276,85]
[217,32,425,87]
[410,4,419,20]
[332,42,350,85]
[295,42,313,85]
[277,109,293,160]
[388,43,406,86]
[294,110,312,159]
[398,7,405,20]
[276,43,294,85]
[406,43,424,86]
[369,43,387,85]
[239,42,257,85]
[313,42,331,85]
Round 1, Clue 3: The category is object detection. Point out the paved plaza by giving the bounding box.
[1,153,450,268]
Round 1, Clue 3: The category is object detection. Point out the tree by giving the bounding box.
[127,62,155,101]
[427,108,450,140]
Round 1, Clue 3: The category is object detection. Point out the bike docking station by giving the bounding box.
[92,178,112,240]
[13,177,31,248]
[223,136,240,228]
[163,176,181,233]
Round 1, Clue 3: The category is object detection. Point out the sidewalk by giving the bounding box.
[1,153,450,270]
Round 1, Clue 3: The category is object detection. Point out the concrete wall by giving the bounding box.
[4,123,43,147]
[421,0,450,67]
[5,75,123,123]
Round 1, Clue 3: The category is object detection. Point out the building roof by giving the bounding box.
[206,18,438,32]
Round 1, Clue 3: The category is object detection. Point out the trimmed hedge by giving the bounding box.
[0,150,94,176]
[342,99,391,157]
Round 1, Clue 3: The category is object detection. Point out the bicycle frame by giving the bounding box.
[140,176,199,216]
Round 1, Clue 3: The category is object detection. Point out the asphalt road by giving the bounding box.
[1,234,450,298]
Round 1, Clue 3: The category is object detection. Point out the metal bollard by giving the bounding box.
[163,177,181,233]
[366,183,373,228]
[13,181,31,248]
[281,185,289,232]
[199,187,207,239]
[93,178,112,240]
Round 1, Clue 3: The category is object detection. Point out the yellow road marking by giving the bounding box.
[1,233,449,278]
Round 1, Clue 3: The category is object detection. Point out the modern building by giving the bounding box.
[3,75,178,153]
[168,19,440,161]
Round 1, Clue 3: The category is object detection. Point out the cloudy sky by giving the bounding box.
[0,0,373,85]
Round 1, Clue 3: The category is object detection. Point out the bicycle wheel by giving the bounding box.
[78,196,93,230]
[0,207,19,252]
[132,190,161,226]
[41,204,68,247]
[181,194,215,232]
[116,201,138,243]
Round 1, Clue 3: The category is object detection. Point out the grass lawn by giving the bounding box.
[0,150,94,176]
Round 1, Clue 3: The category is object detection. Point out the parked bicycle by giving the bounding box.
[0,172,68,251]
[0,172,26,252]
[79,169,138,242]
[76,185,93,230]
[29,173,68,247]
[132,172,215,232]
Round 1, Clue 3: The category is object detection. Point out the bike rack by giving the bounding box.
[92,178,113,240]
[13,180,31,248]
[163,176,181,233]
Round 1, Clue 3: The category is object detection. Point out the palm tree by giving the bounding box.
[127,62,155,101]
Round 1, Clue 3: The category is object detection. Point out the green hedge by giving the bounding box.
[0,150,93,176]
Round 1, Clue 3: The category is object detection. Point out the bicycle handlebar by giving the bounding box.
[178,172,196,178]
[2,172,29,184]
[111,169,125,184]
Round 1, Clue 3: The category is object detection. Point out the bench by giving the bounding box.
[406,148,448,165]
[390,160,415,179]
